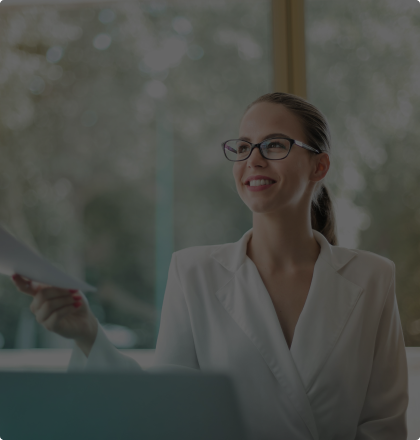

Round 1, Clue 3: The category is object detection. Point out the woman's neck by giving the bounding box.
[246,215,321,275]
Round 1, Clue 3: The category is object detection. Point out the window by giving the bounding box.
[305,0,420,347]
[0,0,274,359]
[0,0,418,365]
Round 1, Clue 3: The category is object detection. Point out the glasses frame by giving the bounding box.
[220,137,324,162]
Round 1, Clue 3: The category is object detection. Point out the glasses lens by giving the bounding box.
[223,138,290,161]
[262,138,290,159]
[224,140,251,161]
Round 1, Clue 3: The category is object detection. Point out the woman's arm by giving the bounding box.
[355,262,409,440]
[154,252,200,369]
[67,251,199,372]
[67,320,142,371]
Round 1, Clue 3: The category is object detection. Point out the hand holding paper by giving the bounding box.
[3,223,99,353]
[0,224,96,292]
[12,273,98,356]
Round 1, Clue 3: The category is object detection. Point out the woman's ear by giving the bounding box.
[309,154,328,183]
[317,153,330,177]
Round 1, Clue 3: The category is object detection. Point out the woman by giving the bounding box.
[13,92,408,440]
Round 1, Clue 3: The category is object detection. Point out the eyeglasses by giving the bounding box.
[221,137,324,162]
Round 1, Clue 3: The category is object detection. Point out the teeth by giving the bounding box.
[249,179,274,187]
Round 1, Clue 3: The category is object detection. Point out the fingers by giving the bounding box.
[42,304,81,333]
[11,274,39,296]
[11,273,85,331]
[31,288,83,314]
[35,295,82,325]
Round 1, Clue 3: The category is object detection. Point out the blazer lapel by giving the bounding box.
[211,228,319,439]
[209,228,363,440]
[290,233,364,392]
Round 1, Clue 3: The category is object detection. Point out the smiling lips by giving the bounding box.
[245,178,276,192]
[247,179,275,187]
[244,175,276,191]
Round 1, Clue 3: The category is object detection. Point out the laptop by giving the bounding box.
[0,371,247,440]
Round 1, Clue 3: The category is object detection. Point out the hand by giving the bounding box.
[11,274,98,356]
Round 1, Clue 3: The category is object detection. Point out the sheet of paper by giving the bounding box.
[0,224,96,292]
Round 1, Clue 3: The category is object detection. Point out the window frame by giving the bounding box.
[271,0,307,98]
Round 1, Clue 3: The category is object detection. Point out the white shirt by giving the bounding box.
[68,228,409,440]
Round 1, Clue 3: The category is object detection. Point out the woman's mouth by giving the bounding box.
[245,179,276,192]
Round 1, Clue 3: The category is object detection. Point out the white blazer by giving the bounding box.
[68,228,409,440]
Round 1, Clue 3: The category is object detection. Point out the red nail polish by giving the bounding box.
[74,302,81,308]
[69,289,78,293]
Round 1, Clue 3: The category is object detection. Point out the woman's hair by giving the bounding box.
[242,92,338,246]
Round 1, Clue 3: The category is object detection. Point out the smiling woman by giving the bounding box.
[0,0,412,437]
[52,91,409,440]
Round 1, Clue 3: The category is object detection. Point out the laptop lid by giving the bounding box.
[0,371,247,440]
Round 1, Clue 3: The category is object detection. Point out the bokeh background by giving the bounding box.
[0,0,419,349]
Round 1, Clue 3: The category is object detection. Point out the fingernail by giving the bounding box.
[69,289,78,293]
[74,302,82,309]
[12,274,17,280]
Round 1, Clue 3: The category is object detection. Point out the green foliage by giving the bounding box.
[0,0,271,348]
[306,0,420,345]
[4,0,417,349]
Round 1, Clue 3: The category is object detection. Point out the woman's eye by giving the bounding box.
[267,141,287,149]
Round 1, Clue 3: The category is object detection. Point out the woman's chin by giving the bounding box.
[240,191,279,213]
[246,202,276,214]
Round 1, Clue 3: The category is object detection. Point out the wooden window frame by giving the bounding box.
[271,0,307,99]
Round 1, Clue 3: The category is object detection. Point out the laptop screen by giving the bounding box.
[0,371,247,440]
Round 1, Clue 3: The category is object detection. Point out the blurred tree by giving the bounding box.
[2,0,419,349]
[0,0,272,348]
[306,0,420,346]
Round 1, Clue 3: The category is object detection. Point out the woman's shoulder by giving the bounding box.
[174,243,224,266]
[172,243,231,291]
[345,246,394,272]
[336,245,395,292]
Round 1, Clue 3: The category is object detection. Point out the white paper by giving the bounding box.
[0,224,96,292]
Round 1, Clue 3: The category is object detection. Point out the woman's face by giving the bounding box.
[232,102,328,215]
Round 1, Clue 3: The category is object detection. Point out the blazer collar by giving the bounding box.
[210,227,358,273]
[210,228,362,440]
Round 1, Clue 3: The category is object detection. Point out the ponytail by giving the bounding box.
[311,183,338,246]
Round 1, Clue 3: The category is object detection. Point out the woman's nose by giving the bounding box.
[247,146,266,163]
